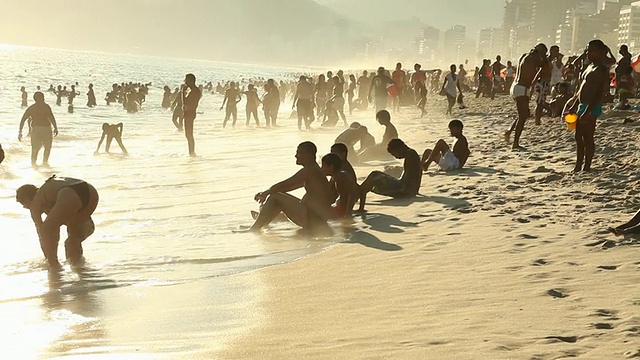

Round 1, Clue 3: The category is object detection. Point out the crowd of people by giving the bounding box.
[4,37,640,270]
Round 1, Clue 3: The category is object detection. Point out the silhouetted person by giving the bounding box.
[95,123,128,155]
[87,84,97,107]
[162,86,172,109]
[171,85,185,131]
[21,86,28,107]
[368,67,394,113]
[18,92,58,166]
[244,84,262,127]
[293,76,314,130]
[182,73,201,156]
[222,81,242,128]
[16,175,99,269]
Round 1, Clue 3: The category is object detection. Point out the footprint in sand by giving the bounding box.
[543,335,577,343]
[532,259,549,266]
[593,309,619,320]
[623,349,640,358]
[547,289,568,298]
[597,265,619,271]
[592,323,614,330]
[520,234,538,239]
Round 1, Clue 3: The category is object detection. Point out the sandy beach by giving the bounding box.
[216,94,640,359]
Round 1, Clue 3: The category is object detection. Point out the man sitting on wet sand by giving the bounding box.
[358,110,398,161]
[358,138,422,212]
[321,153,360,219]
[421,120,470,172]
[249,141,333,232]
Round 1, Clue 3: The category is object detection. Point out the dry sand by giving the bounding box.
[211,94,640,359]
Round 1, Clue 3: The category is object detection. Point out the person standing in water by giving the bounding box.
[182,73,201,157]
[18,92,58,166]
[95,123,128,155]
[87,84,97,107]
[243,84,262,127]
[16,176,99,269]
[505,43,547,150]
[572,40,610,172]
[162,86,172,109]
[21,86,28,107]
[221,81,242,128]
[293,76,315,131]
[171,85,185,131]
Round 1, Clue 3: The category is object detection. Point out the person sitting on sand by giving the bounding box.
[249,142,333,232]
[358,126,376,155]
[330,143,357,184]
[358,110,398,161]
[335,122,368,164]
[422,120,470,172]
[608,209,640,237]
[321,153,360,219]
[95,123,128,155]
[16,175,99,269]
[321,98,339,127]
[358,138,422,212]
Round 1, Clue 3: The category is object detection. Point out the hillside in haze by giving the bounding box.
[315,0,504,34]
[0,0,356,65]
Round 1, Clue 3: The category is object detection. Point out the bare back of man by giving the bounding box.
[505,44,547,149]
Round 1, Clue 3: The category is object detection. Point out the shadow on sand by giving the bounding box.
[345,230,403,251]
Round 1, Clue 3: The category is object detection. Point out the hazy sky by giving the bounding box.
[315,0,505,34]
[0,0,505,65]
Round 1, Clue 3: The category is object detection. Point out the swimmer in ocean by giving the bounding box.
[16,175,100,269]
[95,123,128,155]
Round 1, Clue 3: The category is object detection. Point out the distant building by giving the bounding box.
[502,0,534,60]
[417,26,440,61]
[443,25,466,62]
[477,28,504,59]
[619,1,640,50]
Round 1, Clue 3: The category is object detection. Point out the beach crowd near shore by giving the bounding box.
[3,38,640,358]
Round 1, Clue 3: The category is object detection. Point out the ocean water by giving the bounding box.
[0,46,357,358]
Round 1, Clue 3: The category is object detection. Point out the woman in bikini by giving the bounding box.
[16,176,99,269]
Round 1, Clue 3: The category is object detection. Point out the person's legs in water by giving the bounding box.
[184,112,196,156]
[115,135,128,154]
[250,193,313,231]
[232,106,238,127]
[172,109,183,131]
[42,129,53,166]
[506,96,530,149]
[65,217,94,265]
[105,135,114,153]
[30,135,42,166]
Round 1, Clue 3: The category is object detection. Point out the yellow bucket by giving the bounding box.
[565,113,578,130]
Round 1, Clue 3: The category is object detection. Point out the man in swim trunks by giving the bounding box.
[411,63,428,117]
[171,85,185,131]
[491,55,505,99]
[95,123,128,155]
[573,40,609,172]
[358,138,422,212]
[321,153,360,219]
[505,43,548,150]
[16,175,99,269]
[18,92,58,166]
[182,73,201,156]
[392,62,406,113]
[250,142,333,231]
[421,119,470,172]
[293,76,315,131]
